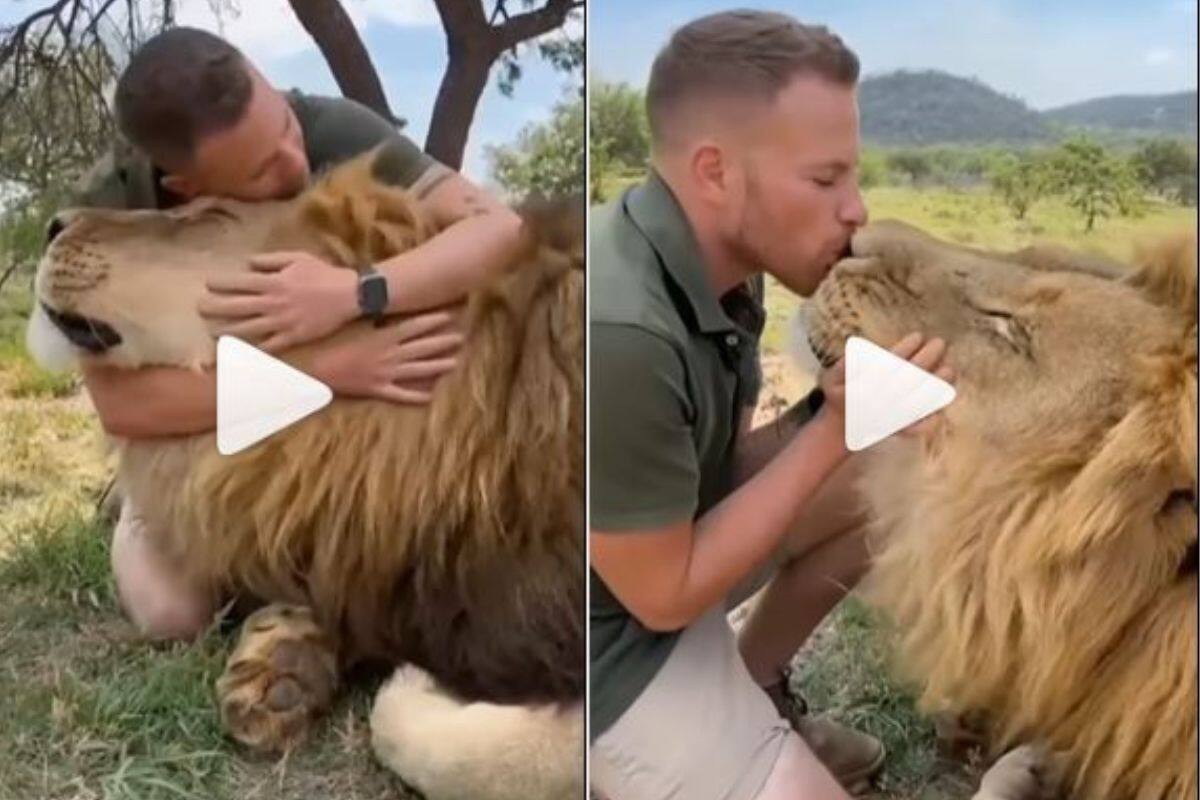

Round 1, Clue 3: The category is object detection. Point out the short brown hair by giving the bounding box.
[115,27,253,169]
[646,10,859,146]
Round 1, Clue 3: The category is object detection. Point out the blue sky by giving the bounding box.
[588,0,1198,109]
[1,0,579,183]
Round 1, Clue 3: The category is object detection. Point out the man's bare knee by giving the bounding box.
[111,501,215,641]
[754,733,851,799]
[123,591,214,641]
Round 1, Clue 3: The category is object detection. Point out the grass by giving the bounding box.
[791,600,982,799]
[0,506,414,800]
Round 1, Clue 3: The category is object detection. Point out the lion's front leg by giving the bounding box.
[215,603,340,752]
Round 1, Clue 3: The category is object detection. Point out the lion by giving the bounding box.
[27,143,585,800]
[797,220,1197,800]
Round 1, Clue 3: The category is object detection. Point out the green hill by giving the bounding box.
[858,70,1196,146]
[1043,91,1197,136]
[859,70,1050,146]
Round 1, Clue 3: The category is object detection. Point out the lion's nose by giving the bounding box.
[46,212,76,245]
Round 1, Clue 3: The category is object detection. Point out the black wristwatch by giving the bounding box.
[357,267,389,324]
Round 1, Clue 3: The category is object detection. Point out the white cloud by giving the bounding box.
[174,0,438,63]
[1145,47,1175,65]
[176,0,316,60]
[353,0,440,28]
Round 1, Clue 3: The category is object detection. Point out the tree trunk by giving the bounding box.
[426,47,495,169]
[285,0,395,124]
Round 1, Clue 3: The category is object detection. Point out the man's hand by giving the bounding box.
[308,309,462,404]
[200,252,359,352]
[815,332,955,440]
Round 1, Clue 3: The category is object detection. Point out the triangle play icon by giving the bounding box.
[216,336,332,456]
[844,335,956,452]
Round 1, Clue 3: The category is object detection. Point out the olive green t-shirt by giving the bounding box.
[589,172,767,738]
[70,90,436,210]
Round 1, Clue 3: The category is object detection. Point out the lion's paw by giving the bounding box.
[215,603,339,753]
[972,745,1061,800]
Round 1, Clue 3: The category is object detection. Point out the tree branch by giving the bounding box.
[494,0,581,52]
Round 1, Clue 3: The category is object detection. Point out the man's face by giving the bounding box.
[170,69,310,202]
[724,76,867,298]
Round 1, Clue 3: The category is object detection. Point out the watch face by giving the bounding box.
[360,273,388,316]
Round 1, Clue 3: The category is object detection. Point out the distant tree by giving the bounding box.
[856,150,890,189]
[486,91,582,199]
[1130,139,1197,206]
[588,135,616,202]
[988,153,1050,220]
[589,80,648,169]
[887,149,933,186]
[1046,137,1143,232]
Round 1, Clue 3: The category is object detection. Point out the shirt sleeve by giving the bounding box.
[300,93,436,188]
[590,323,700,531]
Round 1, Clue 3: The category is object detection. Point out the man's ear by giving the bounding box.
[160,172,200,200]
[690,141,730,206]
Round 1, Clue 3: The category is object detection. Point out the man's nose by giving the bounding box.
[840,184,868,228]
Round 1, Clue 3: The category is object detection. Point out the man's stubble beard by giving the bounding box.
[728,160,773,284]
[731,163,819,298]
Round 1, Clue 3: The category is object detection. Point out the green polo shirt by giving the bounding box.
[70,90,436,210]
[589,172,768,738]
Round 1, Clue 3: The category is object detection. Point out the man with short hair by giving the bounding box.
[589,11,954,798]
[68,27,525,642]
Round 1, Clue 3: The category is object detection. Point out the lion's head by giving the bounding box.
[29,143,429,371]
[799,221,1197,799]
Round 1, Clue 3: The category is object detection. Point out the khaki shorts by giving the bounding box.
[590,606,791,800]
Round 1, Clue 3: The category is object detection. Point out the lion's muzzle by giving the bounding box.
[39,301,122,353]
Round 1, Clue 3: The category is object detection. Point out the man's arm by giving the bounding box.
[82,362,217,439]
[592,331,948,633]
[204,167,523,353]
[587,323,846,633]
[83,309,460,438]
[732,390,822,486]
[374,167,525,314]
[592,408,849,632]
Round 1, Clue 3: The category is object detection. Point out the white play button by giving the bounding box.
[844,335,956,452]
[216,336,332,456]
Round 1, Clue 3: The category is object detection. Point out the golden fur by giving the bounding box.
[30,144,584,795]
[800,221,1197,800]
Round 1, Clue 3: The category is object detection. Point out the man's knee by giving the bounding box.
[753,734,850,800]
[121,588,214,641]
[111,502,214,641]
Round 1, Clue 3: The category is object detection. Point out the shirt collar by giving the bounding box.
[623,171,737,334]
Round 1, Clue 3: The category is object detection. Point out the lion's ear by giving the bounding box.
[1125,230,1196,321]
[369,141,416,187]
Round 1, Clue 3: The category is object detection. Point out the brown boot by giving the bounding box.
[764,677,886,795]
